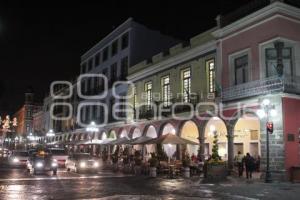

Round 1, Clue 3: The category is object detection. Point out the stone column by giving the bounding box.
[227,125,235,173]
[259,95,286,181]
[198,124,205,161]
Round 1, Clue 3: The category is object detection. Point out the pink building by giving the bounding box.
[213,0,300,180]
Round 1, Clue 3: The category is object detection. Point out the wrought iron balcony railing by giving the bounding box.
[221,75,300,102]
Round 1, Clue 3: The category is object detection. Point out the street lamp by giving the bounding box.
[256,98,277,183]
[86,121,99,154]
[46,129,55,145]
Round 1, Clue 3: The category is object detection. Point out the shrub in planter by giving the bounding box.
[148,155,158,177]
[204,132,227,181]
[134,151,142,175]
[182,155,191,178]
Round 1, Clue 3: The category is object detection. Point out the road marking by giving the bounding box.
[0,174,133,182]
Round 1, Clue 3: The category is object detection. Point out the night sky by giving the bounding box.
[0,0,252,115]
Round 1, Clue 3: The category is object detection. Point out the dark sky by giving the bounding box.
[0,0,252,115]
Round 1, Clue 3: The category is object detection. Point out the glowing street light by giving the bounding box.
[256,98,277,183]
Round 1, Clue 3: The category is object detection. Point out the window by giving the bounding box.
[121,57,128,80]
[87,78,92,95]
[161,76,171,107]
[111,40,118,56]
[82,80,86,95]
[81,63,86,74]
[109,97,115,122]
[133,85,137,110]
[95,53,100,66]
[85,106,90,123]
[207,59,215,93]
[121,32,129,49]
[266,47,292,77]
[181,68,191,103]
[110,63,117,86]
[103,47,109,62]
[234,55,248,85]
[88,59,93,71]
[145,81,152,108]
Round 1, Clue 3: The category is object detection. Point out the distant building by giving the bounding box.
[13,90,42,136]
[79,17,180,126]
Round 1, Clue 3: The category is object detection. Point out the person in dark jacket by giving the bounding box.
[244,153,255,179]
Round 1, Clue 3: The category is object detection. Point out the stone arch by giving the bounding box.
[178,119,201,157]
[108,129,117,139]
[119,128,129,138]
[159,122,176,136]
[130,127,142,139]
[143,124,158,138]
[204,116,228,160]
[100,131,108,140]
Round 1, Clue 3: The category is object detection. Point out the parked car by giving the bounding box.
[66,153,99,173]
[8,150,29,167]
[49,148,68,168]
[0,148,10,158]
[27,149,58,175]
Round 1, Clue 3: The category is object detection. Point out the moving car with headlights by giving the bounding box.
[8,150,29,167]
[66,153,99,173]
[49,148,68,168]
[26,149,58,175]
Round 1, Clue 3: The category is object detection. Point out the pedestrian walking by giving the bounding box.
[234,151,244,177]
[244,153,255,179]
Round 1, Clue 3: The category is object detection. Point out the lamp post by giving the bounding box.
[46,129,55,145]
[256,99,277,183]
[86,121,99,155]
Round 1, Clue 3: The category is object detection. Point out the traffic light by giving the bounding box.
[267,122,273,134]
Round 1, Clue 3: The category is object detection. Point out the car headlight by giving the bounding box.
[36,162,43,168]
[80,162,86,168]
[13,158,19,163]
[93,162,99,168]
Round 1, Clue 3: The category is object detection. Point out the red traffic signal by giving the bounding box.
[267,122,273,133]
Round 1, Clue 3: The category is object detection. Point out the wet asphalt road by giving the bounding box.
[0,161,216,200]
[1,159,300,200]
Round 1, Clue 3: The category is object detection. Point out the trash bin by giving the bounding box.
[290,166,300,183]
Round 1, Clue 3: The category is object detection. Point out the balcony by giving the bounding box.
[221,75,300,102]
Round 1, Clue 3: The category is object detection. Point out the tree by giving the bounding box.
[211,131,221,162]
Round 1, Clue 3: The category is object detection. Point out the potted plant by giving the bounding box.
[148,153,158,177]
[134,151,142,175]
[182,155,191,178]
[204,132,227,182]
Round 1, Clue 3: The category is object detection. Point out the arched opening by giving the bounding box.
[161,123,176,159]
[233,114,261,158]
[101,132,107,140]
[180,120,199,156]
[120,129,128,139]
[161,123,176,135]
[108,130,117,140]
[145,125,157,154]
[204,117,228,160]
[132,128,142,139]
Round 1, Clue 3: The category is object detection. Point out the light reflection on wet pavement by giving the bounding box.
[1,165,300,200]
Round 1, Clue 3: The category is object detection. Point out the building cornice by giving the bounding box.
[212,2,300,39]
[127,40,217,82]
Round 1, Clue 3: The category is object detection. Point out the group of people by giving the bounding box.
[234,151,260,179]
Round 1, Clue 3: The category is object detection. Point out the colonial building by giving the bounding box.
[212,0,300,179]
[47,0,300,180]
